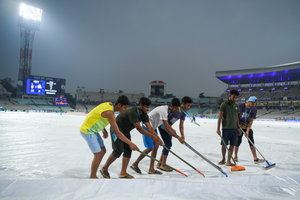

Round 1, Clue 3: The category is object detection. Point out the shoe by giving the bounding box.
[254,158,265,164]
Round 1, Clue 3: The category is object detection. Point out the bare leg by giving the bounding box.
[156,152,163,168]
[101,152,118,177]
[250,146,258,160]
[220,145,226,163]
[148,142,159,173]
[90,147,106,179]
[120,156,134,178]
[234,146,239,159]
[159,154,169,170]
[226,145,234,166]
[131,148,152,168]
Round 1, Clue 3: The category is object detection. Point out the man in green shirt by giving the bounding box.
[216,90,241,166]
[100,97,163,179]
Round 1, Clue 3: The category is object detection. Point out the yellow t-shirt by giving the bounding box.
[80,102,113,134]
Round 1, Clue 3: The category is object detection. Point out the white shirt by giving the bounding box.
[148,105,168,129]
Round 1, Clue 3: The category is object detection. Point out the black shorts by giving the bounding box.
[110,127,132,158]
[236,129,254,147]
[220,129,238,146]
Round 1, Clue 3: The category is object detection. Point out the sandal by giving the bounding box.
[130,166,142,174]
[226,163,235,166]
[234,157,238,162]
[100,169,110,179]
[119,174,134,179]
[218,160,225,165]
[148,170,162,175]
[157,166,173,172]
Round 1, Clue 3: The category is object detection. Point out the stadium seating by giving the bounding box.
[77,91,144,103]
[0,99,31,110]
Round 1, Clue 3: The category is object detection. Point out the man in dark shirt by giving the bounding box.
[216,90,241,166]
[100,97,163,179]
[156,96,193,171]
[235,96,265,164]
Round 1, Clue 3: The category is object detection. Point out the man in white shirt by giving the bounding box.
[130,98,184,174]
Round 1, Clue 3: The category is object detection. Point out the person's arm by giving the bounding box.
[236,113,242,135]
[216,111,223,135]
[163,120,184,144]
[102,128,108,139]
[102,110,138,150]
[134,122,163,145]
[245,119,253,137]
[179,120,185,140]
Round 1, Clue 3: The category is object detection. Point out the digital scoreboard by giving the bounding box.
[26,79,45,95]
[17,75,66,98]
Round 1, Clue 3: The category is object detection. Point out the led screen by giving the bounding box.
[45,80,57,95]
[26,79,45,95]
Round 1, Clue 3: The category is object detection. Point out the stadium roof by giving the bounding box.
[215,61,300,84]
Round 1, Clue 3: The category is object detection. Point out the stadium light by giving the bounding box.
[19,4,42,21]
[17,3,43,98]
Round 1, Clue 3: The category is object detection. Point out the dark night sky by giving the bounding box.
[1,0,299,98]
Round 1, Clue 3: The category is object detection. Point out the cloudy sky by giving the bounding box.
[0,0,299,98]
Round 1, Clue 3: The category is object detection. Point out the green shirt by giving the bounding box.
[115,106,149,136]
[219,99,240,129]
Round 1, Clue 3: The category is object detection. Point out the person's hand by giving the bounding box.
[244,131,249,138]
[129,142,138,151]
[216,129,221,136]
[155,136,164,146]
[181,135,185,141]
[178,136,184,144]
[237,128,242,136]
[102,129,108,139]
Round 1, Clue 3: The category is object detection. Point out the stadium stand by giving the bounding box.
[5,98,74,112]
[215,61,300,120]
[77,91,144,103]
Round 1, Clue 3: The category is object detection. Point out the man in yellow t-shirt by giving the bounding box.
[80,95,138,179]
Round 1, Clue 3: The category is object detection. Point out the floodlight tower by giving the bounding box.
[17,4,42,98]
[18,3,42,75]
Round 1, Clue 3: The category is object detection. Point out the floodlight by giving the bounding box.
[19,4,42,21]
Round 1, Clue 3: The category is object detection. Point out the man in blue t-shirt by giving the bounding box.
[234,96,265,164]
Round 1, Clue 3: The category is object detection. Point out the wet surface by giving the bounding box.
[0,112,300,199]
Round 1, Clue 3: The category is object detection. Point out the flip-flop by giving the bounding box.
[157,166,173,172]
[148,170,162,175]
[218,160,225,165]
[100,169,110,179]
[226,163,235,166]
[119,174,134,179]
[130,166,142,174]
[234,157,238,162]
